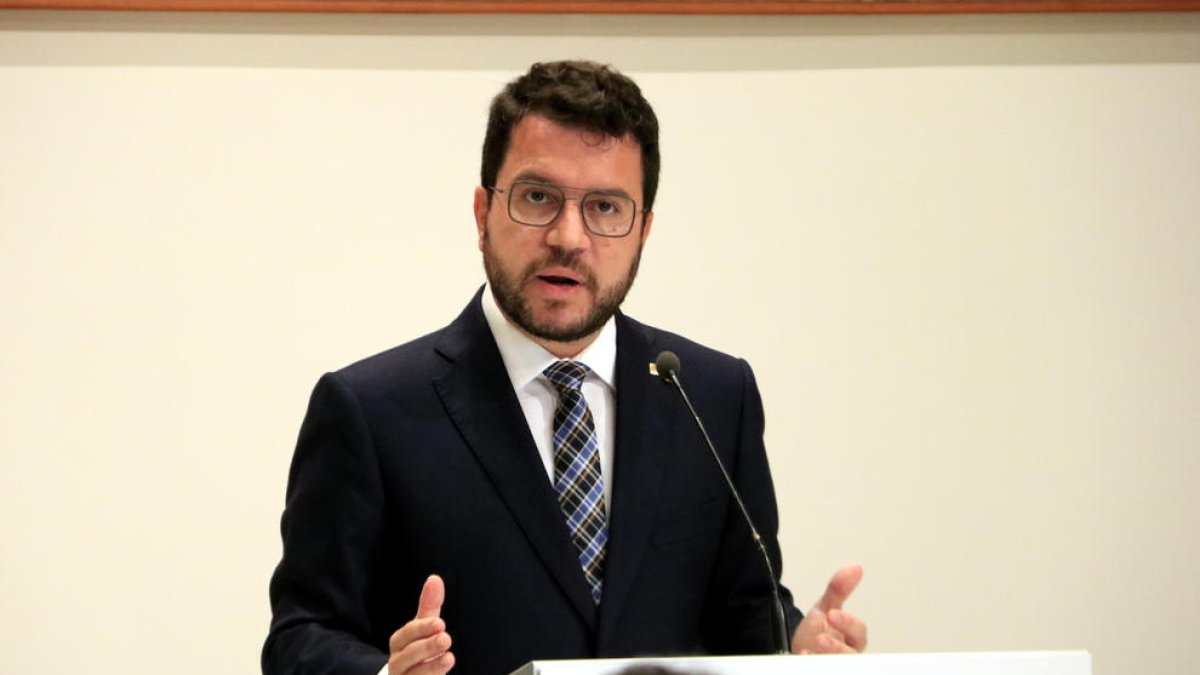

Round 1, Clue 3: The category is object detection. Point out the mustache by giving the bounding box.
[521,249,597,291]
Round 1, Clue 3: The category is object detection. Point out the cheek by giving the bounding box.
[600,239,638,260]
[490,227,544,261]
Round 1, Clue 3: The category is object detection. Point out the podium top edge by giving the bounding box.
[511,651,1093,675]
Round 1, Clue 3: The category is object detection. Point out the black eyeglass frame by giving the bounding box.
[487,181,649,239]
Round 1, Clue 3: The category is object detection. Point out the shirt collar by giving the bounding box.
[480,284,617,393]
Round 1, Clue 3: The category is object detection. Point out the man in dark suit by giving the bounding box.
[264,60,866,675]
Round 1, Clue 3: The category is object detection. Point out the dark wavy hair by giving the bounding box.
[481,60,661,214]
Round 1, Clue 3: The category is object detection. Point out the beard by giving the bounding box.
[482,231,642,344]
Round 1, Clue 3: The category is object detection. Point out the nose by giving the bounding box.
[543,200,591,252]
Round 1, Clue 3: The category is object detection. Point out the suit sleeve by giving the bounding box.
[701,358,804,652]
[262,373,391,675]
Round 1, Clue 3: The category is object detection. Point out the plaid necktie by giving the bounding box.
[543,360,608,605]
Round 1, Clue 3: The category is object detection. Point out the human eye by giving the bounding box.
[585,195,625,217]
[517,184,560,207]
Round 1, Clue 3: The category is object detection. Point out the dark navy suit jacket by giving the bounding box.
[263,290,801,675]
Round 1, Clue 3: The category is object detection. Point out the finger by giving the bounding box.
[828,609,868,651]
[401,651,455,675]
[815,632,857,655]
[389,631,453,674]
[415,652,455,675]
[389,618,445,654]
[414,574,445,620]
[810,607,845,645]
[391,650,455,675]
[816,564,863,613]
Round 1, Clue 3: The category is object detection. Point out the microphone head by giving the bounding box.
[655,351,681,385]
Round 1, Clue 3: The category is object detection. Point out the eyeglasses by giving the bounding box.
[489,181,644,238]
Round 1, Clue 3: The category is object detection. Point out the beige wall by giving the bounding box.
[2,10,1198,675]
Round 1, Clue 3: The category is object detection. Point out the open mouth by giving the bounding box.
[539,274,581,287]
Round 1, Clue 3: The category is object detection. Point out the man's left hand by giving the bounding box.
[791,564,868,655]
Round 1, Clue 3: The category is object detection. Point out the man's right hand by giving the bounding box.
[387,575,455,675]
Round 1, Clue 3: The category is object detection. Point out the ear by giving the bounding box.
[639,210,654,246]
[473,186,490,251]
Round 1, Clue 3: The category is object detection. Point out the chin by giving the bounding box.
[531,304,587,327]
[532,319,586,340]
[528,313,596,343]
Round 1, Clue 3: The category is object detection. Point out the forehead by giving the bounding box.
[499,114,644,196]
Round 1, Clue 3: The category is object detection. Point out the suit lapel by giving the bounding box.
[597,314,677,639]
[431,292,599,629]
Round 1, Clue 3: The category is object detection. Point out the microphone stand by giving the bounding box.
[659,359,791,655]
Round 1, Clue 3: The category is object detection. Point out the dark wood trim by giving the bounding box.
[2,0,1197,15]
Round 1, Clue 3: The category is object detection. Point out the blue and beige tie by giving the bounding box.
[543,360,609,605]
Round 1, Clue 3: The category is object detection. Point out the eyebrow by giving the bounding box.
[511,172,635,200]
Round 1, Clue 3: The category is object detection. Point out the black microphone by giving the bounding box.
[654,350,790,655]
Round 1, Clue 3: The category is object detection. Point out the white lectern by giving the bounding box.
[510,651,1091,675]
